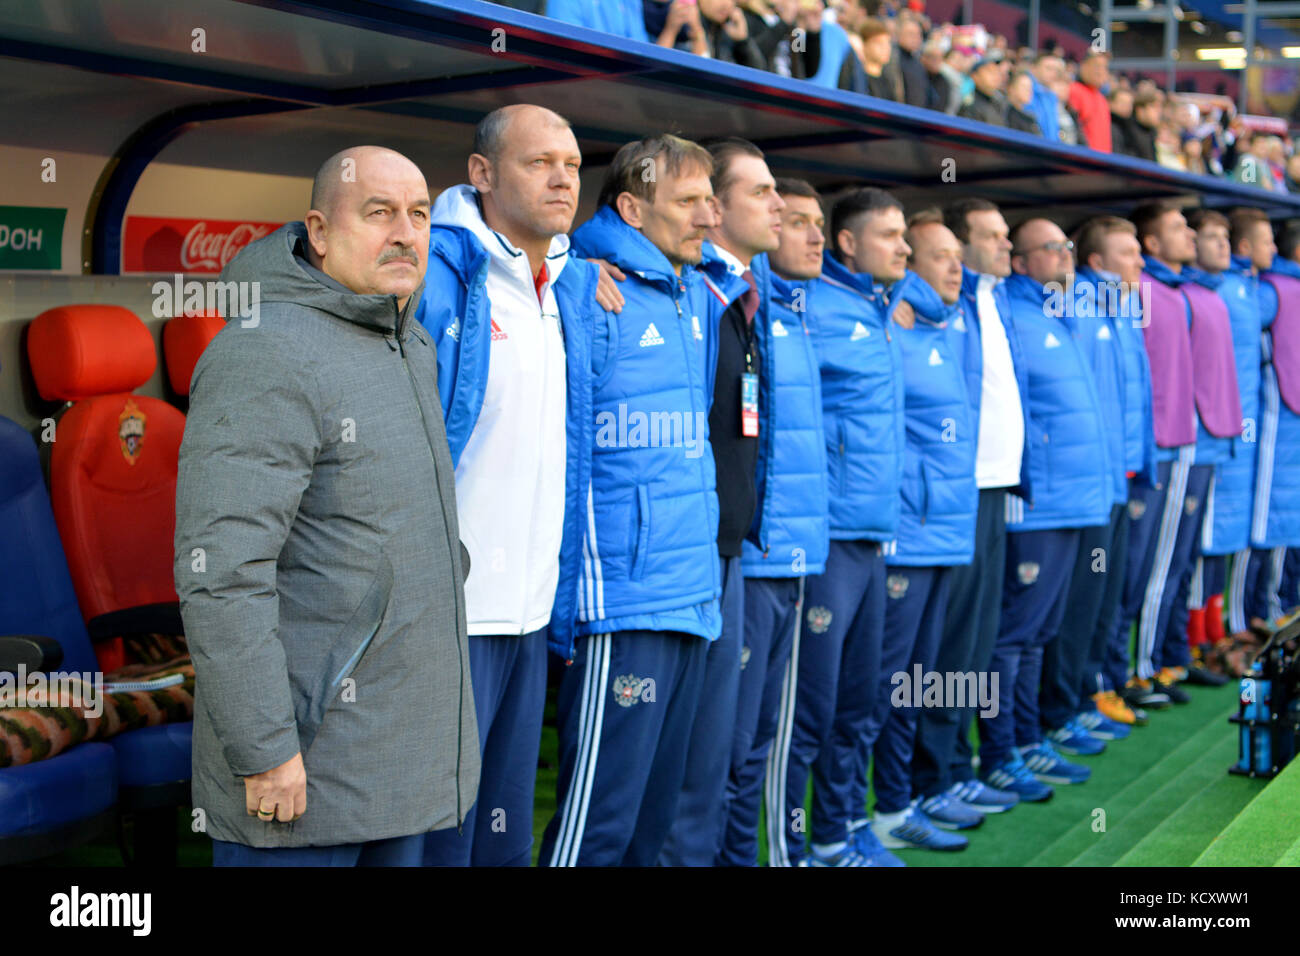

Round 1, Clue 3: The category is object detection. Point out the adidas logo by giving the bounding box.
[446,318,460,341]
[1097,325,1112,341]
[1239,286,1247,298]
[953,315,966,332]
[1044,332,1061,349]
[850,321,871,342]
[490,319,508,342]
[928,347,943,366]
[771,319,789,337]
[639,323,665,347]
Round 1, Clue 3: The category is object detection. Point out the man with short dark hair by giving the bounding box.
[176,146,478,866]
[766,186,910,866]
[715,177,831,866]
[539,134,722,867]
[959,57,1009,128]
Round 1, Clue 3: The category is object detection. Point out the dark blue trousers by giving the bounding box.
[1042,506,1122,728]
[539,629,708,867]
[912,488,1007,797]
[1084,503,1131,696]
[859,566,950,815]
[773,540,885,864]
[1117,457,1176,680]
[716,575,801,867]
[423,630,548,867]
[980,529,1080,769]
[1155,464,1213,672]
[1283,548,1300,612]
[213,833,424,867]
[660,556,744,866]
[1245,546,1288,623]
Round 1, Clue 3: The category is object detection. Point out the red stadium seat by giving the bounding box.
[162,312,224,397]
[27,305,184,672]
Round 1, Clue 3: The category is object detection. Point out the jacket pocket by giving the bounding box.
[835,418,849,498]
[1032,417,1052,494]
[630,484,652,581]
[298,553,394,755]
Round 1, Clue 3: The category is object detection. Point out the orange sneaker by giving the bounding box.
[1093,690,1137,725]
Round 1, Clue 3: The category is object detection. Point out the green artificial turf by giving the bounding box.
[1193,755,1300,866]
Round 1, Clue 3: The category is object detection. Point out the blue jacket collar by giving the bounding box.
[1183,264,1223,289]
[1230,254,1256,277]
[572,205,686,289]
[901,269,958,326]
[821,251,888,300]
[1267,255,1300,279]
[1142,254,1189,287]
[1005,271,1048,303]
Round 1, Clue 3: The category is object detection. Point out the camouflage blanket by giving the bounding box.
[0,638,193,769]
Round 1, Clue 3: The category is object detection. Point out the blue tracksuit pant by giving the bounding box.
[1043,504,1124,727]
[660,556,744,866]
[856,566,951,816]
[423,629,548,867]
[1245,546,1289,624]
[1153,464,1213,673]
[717,575,802,867]
[770,539,885,866]
[214,833,424,867]
[980,529,1080,769]
[540,629,708,867]
[1085,502,1132,696]
[912,488,1008,796]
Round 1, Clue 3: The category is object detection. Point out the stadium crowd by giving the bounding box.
[501,0,1300,191]
[172,101,1300,866]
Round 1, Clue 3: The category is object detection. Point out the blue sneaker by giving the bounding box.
[981,755,1054,803]
[1020,741,1091,784]
[871,803,969,851]
[848,821,906,866]
[1046,718,1107,756]
[919,792,985,830]
[948,778,1019,813]
[804,840,874,867]
[1075,707,1132,740]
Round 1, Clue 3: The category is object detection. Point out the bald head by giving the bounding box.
[467,104,582,271]
[303,145,430,309]
[1011,217,1072,287]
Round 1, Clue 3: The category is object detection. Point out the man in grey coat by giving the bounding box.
[175,145,479,866]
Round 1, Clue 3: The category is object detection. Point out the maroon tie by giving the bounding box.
[741,269,758,327]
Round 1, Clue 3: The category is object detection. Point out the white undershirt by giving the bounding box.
[974,273,1025,489]
[442,187,568,636]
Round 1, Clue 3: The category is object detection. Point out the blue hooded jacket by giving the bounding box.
[809,252,906,543]
[951,267,1034,504]
[1028,76,1061,144]
[891,275,977,566]
[566,206,722,650]
[742,274,830,578]
[413,190,600,662]
[546,0,649,41]
[1072,267,1140,506]
[1002,272,1111,531]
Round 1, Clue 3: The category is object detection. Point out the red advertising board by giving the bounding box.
[122,216,282,273]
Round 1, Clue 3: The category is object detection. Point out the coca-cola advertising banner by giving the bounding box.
[121,216,282,274]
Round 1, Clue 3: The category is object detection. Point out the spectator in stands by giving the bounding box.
[1181,132,1206,176]
[1233,132,1278,191]
[1027,54,1063,143]
[1069,51,1113,152]
[1116,89,1159,163]
[176,146,478,866]
[939,46,973,115]
[921,38,956,113]
[1284,152,1300,193]
[841,17,902,101]
[1108,87,1134,155]
[547,0,648,42]
[894,9,929,108]
[958,56,1008,128]
[740,0,823,77]
[653,0,766,66]
[1006,70,1042,136]
[1051,75,1081,146]
[1155,122,1186,170]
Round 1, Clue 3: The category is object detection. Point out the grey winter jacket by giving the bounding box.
[174,222,479,848]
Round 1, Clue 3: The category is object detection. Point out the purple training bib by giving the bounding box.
[1263,271,1300,416]
[1183,280,1243,438]
[1140,271,1197,448]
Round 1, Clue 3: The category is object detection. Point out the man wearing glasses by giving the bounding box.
[980,218,1112,793]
